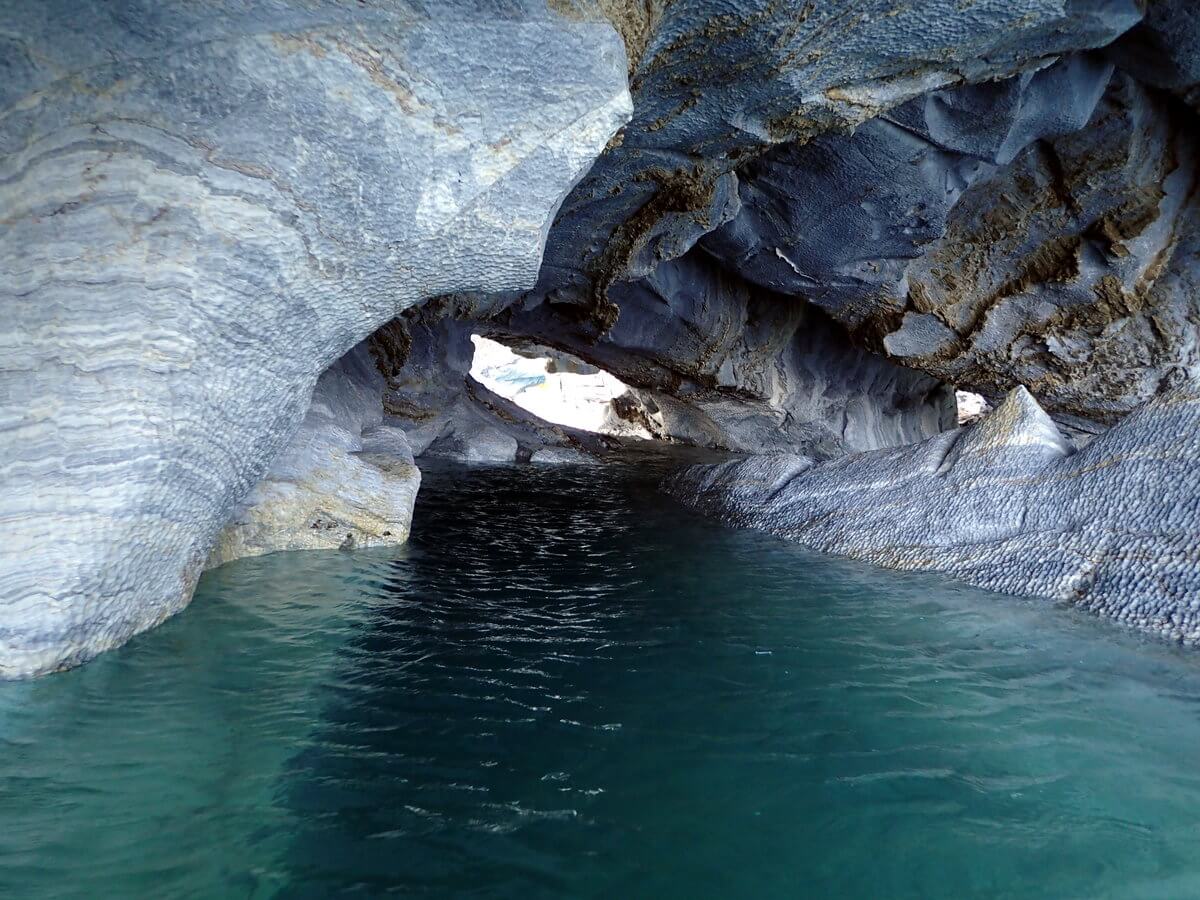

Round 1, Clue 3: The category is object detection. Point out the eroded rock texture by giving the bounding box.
[371,312,619,464]
[540,0,1200,641]
[667,383,1200,644]
[0,2,629,675]
[704,60,1200,436]
[208,342,420,568]
[496,255,957,453]
[4,0,1199,672]
[472,0,1145,453]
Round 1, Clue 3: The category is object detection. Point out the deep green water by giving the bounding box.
[3,462,1200,898]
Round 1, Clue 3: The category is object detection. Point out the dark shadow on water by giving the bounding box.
[3,461,1200,898]
[274,462,1200,899]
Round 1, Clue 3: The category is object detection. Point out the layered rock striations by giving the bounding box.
[474,0,1147,454]
[4,0,1200,673]
[667,383,1200,644]
[508,0,1200,642]
[496,252,958,454]
[0,2,630,675]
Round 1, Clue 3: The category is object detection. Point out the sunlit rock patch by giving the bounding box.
[469,336,651,439]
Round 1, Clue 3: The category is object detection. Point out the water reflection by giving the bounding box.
[2,462,1199,898]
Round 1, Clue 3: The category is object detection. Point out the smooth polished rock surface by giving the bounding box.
[707,62,1200,431]
[667,383,1200,644]
[0,3,630,675]
[207,344,420,568]
[499,252,957,455]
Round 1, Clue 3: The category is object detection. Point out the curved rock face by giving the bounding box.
[707,61,1200,434]
[207,342,421,568]
[497,252,956,454]
[371,313,621,464]
[515,0,1141,324]
[473,0,1145,454]
[517,0,1199,642]
[1109,0,1200,112]
[0,2,630,675]
[667,382,1200,644]
[4,0,1200,673]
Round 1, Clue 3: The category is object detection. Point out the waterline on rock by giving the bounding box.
[2,462,1200,897]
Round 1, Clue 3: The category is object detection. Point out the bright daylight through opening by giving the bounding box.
[955,390,991,425]
[469,335,650,438]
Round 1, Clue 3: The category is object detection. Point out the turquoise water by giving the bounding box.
[3,462,1200,898]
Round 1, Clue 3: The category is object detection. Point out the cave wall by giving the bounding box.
[494,250,957,454]
[709,61,1200,436]
[4,0,1199,673]
[371,311,616,465]
[0,2,630,676]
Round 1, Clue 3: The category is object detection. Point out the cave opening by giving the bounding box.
[7,0,1200,895]
[467,334,652,439]
[955,390,991,425]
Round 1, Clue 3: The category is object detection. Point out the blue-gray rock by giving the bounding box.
[370,314,621,463]
[666,383,1200,644]
[0,2,629,676]
[476,0,1152,454]
[6,0,1198,675]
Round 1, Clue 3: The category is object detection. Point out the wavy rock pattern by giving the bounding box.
[516,0,1141,329]
[470,0,1151,454]
[0,3,630,675]
[5,0,1200,673]
[667,384,1200,643]
[498,252,957,454]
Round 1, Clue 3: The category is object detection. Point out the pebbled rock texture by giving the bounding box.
[667,383,1200,645]
[0,2,630,675]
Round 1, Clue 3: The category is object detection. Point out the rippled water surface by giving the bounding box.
[4,462,1200,898]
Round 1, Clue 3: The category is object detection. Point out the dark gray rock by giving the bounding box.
[497,249,957,454]
[705,63,1200,428]
[370,315,619,464]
